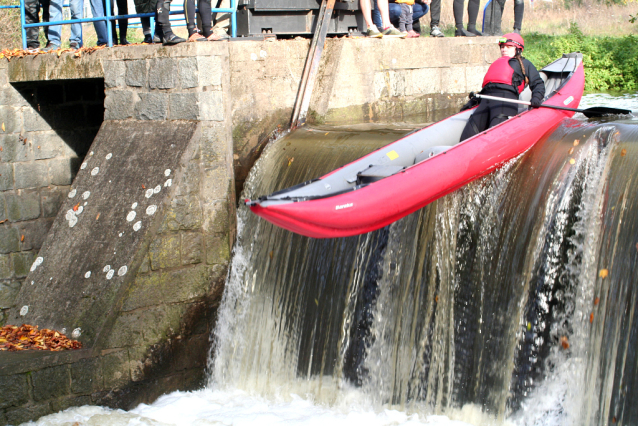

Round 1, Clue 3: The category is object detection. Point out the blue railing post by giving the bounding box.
[230,0,236,38]
[150,16,155,39]
[105,0,113,47]
[20,0,27,49]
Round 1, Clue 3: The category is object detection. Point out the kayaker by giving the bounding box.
[459,33,545,141]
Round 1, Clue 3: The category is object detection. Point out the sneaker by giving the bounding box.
[383,25,407,38]
[42,42,60,52]
[430,26,444,37]
[366,24,383,38]
[407,30,420,38]
[188,32,207,42]
[455,28,477,37]
[69,41,80,50]
[513,28,521,34]
[162,33,186,45]
[25,46,40,53]
[143,34,153,44]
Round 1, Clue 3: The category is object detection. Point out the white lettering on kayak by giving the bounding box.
[335,203,354,210]
[563,96,574,106]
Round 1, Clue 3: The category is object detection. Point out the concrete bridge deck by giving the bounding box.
[0,37,498,424]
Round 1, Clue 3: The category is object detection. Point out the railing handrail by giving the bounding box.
[7,0,237,49]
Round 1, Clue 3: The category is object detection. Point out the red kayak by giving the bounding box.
[246,53,585,238]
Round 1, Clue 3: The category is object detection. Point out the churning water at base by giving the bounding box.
[28,96,638,426]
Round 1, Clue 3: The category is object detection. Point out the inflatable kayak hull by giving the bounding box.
[247,53,585,238]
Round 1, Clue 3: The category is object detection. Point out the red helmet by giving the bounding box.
[499,33,524,50]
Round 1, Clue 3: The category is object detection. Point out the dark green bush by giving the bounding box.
[524,23,638,93]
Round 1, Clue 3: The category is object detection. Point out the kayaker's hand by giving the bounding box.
[531,98,542,107]
[460,97,479,112]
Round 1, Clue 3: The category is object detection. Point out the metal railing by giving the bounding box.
[2,0,237,49]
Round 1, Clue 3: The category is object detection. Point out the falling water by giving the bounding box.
[210,118,638,425]
[27,97,638,425]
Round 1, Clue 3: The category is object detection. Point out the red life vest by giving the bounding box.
[482,56,525,93]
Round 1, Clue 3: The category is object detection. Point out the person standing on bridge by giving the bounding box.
[459,33,545,141]
[453,0,481,36]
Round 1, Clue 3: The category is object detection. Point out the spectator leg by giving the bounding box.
[372,0,382,29]
[90,0,108,45]
[398,4,408,32]
[25,0,41,48]
[411,3,427,31]
[141,16,151,35]
[376,0,391,28]
[184,0,196,36]
[41,0,50,43]
[47,0,62,47]
[513,0,524,31]
[387,2,401,28]
[156,0,173,37]
[359,0,374,29]
[429,0,440,27]
[198,0,212,37]
[452,0,464,29]
[69,0,84,46]
[116,0,128,43]
[467,0,480,27]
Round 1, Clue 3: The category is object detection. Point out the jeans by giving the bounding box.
[48,0,83,46]
[90,0,109,45]
[372,2,429,30]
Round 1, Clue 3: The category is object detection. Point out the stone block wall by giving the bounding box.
[1,45,235,424]
[0,59,103,324]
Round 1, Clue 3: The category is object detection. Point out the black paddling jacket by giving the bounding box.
[483,56,545,105]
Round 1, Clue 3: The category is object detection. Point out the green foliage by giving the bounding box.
[524,23,638,93]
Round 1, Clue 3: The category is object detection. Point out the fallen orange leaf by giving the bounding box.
[594,297,600,306]
[621,149,627,157]
[568,147,574,155]
[20,234,24,242]
[599,269,609,279]
[573,139,579,146]
[560,336,569,350]
[590,312,594,323]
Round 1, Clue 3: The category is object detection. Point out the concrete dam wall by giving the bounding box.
[0,37,499,424]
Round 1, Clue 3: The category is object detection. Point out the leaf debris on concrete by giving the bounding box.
[0,324,82,351]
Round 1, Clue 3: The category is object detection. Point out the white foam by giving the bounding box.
[28,388,476,426]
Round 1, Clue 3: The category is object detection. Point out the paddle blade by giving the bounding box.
[582,106,633,118]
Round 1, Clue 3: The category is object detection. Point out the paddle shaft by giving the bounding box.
[474,93,632,117]
[474,93,585,113]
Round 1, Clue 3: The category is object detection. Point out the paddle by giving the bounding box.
[473,93,633,118]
